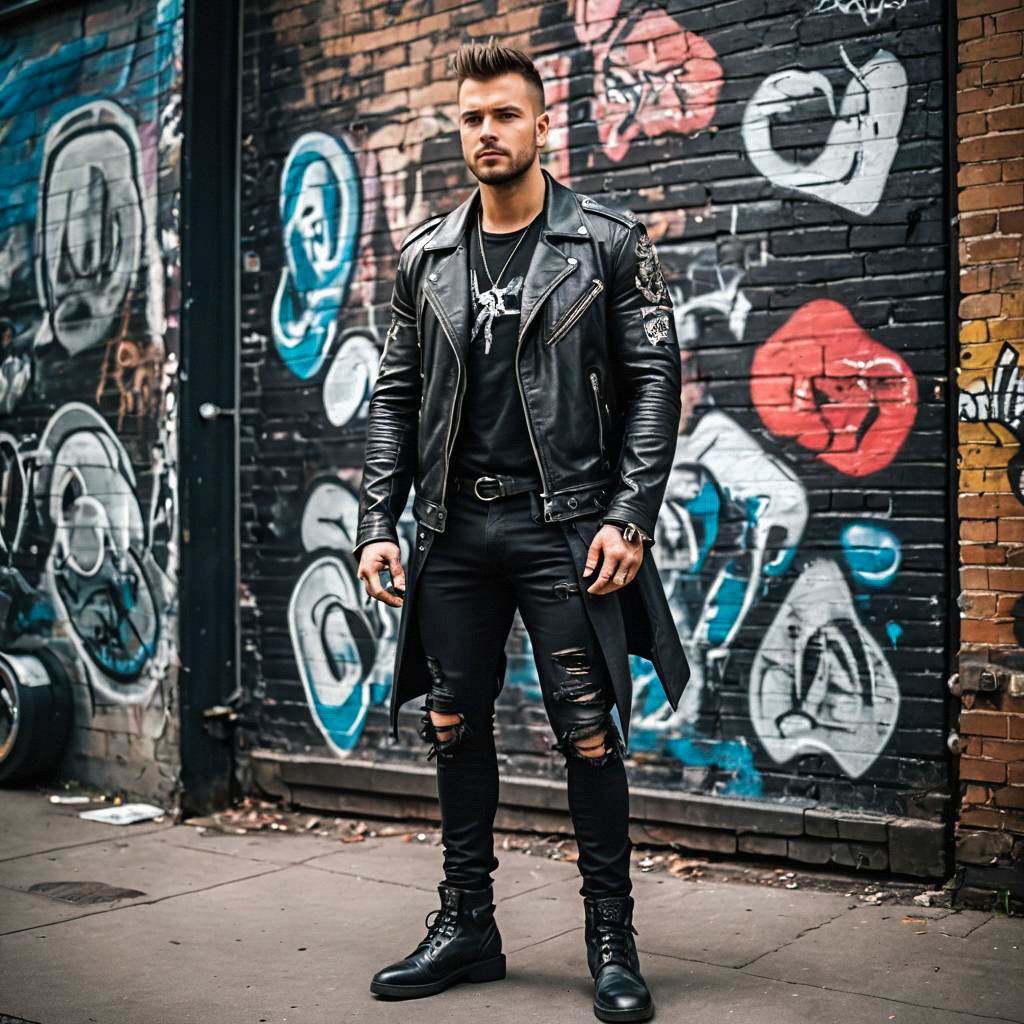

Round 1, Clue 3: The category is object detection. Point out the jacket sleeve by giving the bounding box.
[352,248,421,560]
[603,220,682,540]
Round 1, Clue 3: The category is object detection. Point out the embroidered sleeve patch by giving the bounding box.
[634,227,667,305]
[640,305,672,346]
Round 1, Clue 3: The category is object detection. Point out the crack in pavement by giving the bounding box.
[639,949,1024,1024]
[733,906,853,968]
[507,924,583,956]
[0,824,175,864]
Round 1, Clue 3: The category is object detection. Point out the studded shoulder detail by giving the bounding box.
[577,194,638,229]
[400,214,445,251]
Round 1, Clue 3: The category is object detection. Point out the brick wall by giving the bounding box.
[955,0,1024,897]
[239,0,951,868]
[0,0,183,803]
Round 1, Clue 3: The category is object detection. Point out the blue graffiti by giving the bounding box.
[885,621,903,648]
[272,132,361,379]
[629,656,763,797]
[840,522,902,588]
[0,13,178,236]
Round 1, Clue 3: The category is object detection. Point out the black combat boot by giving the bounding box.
[583,894,654,1022]
[369,883,506,999]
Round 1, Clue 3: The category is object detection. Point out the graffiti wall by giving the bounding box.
[239,0,949,820]
[0,0,183,800]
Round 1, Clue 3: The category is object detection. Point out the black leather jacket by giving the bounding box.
[353,169,682,557]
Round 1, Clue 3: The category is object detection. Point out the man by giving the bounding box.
[353,40,688,1023]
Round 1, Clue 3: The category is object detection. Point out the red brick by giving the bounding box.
[960,568,990,591]
[994,785,1024,809]
[958,164,1003,189]
[1000,209,1024,234]
[959,14,984,37]
[962,619,1017,643]
[995,6,1024,30]
[996,593,1024,616]
[1010,716,1024,739]
[958,266,991,294]
[958,0,1020,16]
[959,133,1024,163]
[959,111,988,137]
[966,236,1022,262]
[1008,761,1024,783]
[961,710,1010,737]
[963,734,986,756]
[959,183,1024,211]
[961,757,1007,782]
[960,293,1003,318]
[959,67,983,90]
[960,212,999,235]
[962,519,998,542]
[989,106,1024,132]
[962,592,998,618]
[982,738,1024,760]
[961,541,1006,563]
[959,807,1010,828]
[983,57,1024,84]
[958,85,1015,113]
[1004,158,1024,180]
[960,32,1022,62]
[963,782,992,804]
[987,565,1024,590]
[992,263,1024,289]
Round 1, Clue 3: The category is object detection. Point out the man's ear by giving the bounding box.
[536,111,550,147]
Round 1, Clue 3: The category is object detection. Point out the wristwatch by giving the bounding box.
[602,519,653,545]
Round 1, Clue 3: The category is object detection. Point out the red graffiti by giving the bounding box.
[751,300,918,477]
[578,3,722,163]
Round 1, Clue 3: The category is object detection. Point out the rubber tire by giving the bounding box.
[0,650,73,784]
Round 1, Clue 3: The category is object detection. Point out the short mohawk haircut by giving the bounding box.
[449,39,546,112]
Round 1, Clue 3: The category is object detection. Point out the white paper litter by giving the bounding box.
[79,803,165,825]
[48,795,93,804]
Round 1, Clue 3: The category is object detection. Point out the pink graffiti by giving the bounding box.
[751,300,918,477]
[576,1,722,163]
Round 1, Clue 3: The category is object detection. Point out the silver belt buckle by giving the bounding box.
[473,475,502,501]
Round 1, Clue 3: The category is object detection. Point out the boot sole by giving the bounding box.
[594,999,654,1023]
[369,953,506,999]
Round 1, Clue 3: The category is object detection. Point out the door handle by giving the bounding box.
[198,402,237,421]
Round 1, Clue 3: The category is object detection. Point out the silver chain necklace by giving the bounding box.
[477,207,530,289]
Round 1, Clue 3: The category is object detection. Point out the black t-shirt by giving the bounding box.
[450,202,544,480]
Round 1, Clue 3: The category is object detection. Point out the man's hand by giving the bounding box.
[583,525,644,595]
[357,541,406,608]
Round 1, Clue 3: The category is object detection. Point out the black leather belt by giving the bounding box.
[454,473,542,501]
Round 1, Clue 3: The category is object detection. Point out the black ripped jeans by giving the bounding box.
[415,479,632,898]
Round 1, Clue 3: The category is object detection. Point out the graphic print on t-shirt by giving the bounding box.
[470,269,524,355]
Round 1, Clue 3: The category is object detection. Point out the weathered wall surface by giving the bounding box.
[0,0,183,801]
[954,0,1024,896]
[239,0,950,860]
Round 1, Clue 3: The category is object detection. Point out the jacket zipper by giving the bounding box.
[423,282,464,509]
[546,279,604,346]
[515,260,578,498]
[589,370,609,470]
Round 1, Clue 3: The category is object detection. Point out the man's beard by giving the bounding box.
[469,144,536,186]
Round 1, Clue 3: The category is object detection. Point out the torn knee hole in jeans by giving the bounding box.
[550,645,602,704]
[554,711,623,766]
[419,655,470,760]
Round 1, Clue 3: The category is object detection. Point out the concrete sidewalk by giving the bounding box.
[1,788,1022,1024]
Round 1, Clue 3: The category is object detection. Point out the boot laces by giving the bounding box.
[423,904,459,946]
[596,921,638,967]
